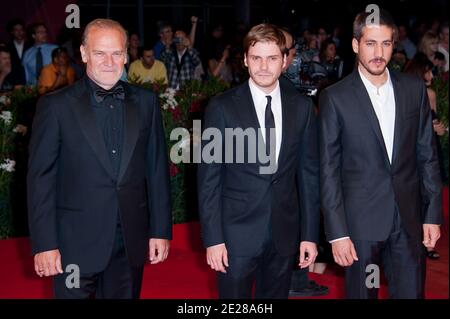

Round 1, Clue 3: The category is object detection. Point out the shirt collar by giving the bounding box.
[248,78,280,105]
[177,48,187,58]
[86,75,122,91]
[358,67,392,96]
[85,75,123,105]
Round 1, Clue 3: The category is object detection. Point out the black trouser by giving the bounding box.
[290,267,309,290]
[345,211,426,299]
[53,224,144,299]
[218,226,295,299]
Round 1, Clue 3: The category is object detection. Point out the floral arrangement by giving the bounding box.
[0,86,37,238]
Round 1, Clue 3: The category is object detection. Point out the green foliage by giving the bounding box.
[432,75,449,184]
[0,86,37,238]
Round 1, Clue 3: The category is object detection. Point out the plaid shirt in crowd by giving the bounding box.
[160,47,201,89]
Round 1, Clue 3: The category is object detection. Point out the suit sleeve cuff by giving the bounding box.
[329,236,350,243]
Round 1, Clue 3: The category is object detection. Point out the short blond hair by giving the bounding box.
[418,31,439,57]
[82,18,128,47]
[243,24,286,56]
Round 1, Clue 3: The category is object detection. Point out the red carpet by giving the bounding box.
[0,187,448,299]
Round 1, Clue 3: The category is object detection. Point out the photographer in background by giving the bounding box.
[160,30,201,90]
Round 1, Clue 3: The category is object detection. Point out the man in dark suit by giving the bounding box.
[198,24,320,299]
[28,19,172,299]
[5,18,28,85]
[319,9,442,299]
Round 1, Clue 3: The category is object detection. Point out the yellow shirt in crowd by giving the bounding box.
[128,59,168,84]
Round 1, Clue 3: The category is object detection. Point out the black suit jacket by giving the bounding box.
[6,41,27,85]
[27,77,172,273]
[319,70,442,242]
[198,80,320,257]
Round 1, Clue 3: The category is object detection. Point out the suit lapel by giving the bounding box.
[117,83,139,183]
[232,83,271,176]
[70,78,115,179]
[390,72,404,166]
[231,82,261,130]
[351,71,391,170]
[274,85,293,176]
[232,81,293,177]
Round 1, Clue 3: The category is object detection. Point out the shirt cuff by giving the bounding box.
[329,236,350,243]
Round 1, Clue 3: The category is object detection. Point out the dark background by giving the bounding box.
[75,0,449,45]
[1,0,448,46]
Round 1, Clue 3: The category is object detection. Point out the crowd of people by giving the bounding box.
[1,16,448,99]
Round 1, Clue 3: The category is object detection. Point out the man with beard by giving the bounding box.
[319,9,442,299]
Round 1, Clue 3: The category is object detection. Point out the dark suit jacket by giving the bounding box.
[198,80,320,257]
[27,77,172,273]
[319,70,442,242]
[6,41,27,85]
[7,41,29,62]
[0,67,25,90]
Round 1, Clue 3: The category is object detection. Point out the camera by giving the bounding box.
[173,37,183,45]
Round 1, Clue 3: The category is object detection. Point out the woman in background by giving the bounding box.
[418,31,439,63]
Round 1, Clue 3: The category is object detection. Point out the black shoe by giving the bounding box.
[426,250,440,260]
[289,280,329,297]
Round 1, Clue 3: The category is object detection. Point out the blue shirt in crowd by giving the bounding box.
[22,43,58,85]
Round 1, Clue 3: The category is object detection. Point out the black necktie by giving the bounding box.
[35,47,43,81]
[94,85,125,103]
[265,95,275,157]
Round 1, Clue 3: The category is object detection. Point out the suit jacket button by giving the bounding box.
[272,179,278,184]
[117,187,121,191]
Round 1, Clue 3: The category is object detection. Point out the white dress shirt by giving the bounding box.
[330,68,396,243]
[177,48,187,63]
[14,40,24,59]
[358,67,396,164]
[248,78,282,162]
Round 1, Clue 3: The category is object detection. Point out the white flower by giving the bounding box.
[159,88,178,111]
[308,88,318,97]
[168,99,178,109]
[0,159,16,172]
[0,111,12,125]
[167,88,177,96]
